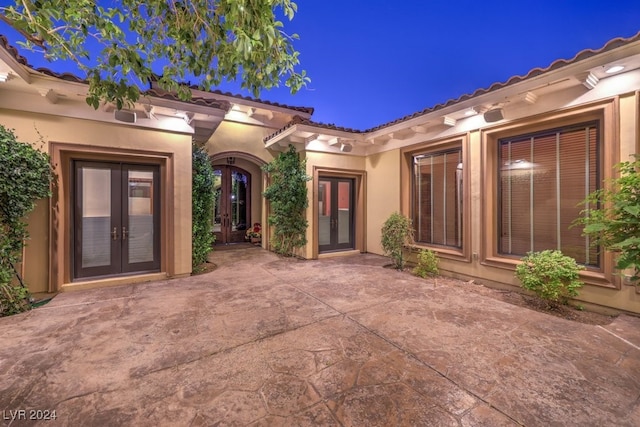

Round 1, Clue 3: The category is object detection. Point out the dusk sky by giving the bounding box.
[2,1,640,130]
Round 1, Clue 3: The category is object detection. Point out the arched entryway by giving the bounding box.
[212,165,251,244]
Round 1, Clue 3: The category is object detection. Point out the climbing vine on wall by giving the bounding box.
[192,144,216,268]
[0,125,53,316]
[262,144,311,256]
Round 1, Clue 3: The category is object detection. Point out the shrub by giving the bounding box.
[413,249,439,278]
[515,250,584,305]
[575,155,640,284]
[192,144,216,267]
[0,283,31,317]
[381,212,414,270]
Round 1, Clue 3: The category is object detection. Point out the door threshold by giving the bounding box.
[61,272,167,292]
[318,249,360,259]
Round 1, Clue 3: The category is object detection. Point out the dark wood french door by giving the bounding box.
[73,161,160,279]
[212,166,251,244]
[318,177,355,253]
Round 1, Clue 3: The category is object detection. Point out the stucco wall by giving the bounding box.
[205,121,278,164]
[365,150,401,256]
[0,109,193,293]
[400,93,640,315]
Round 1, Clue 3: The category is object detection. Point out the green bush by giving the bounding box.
[575,155,640,284]
[413,249,439,278]
[192,144,216,267]
[515,250,584,305]
[0,283,31,317]
[381,212,414,270]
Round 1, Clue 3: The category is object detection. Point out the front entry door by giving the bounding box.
[318,177,355,253]
[213,166,251,244]
[73,161,160,279]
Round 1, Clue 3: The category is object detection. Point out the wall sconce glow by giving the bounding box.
[0,72,8,82]
[605,65,625,74]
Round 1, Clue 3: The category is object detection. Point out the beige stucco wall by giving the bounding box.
[205,121,278,164]
[401,94,640,315]
[365,149,401,256]
[0,109,193,293]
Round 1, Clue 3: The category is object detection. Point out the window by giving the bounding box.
[413,148,463,248]
[498,121,600,266]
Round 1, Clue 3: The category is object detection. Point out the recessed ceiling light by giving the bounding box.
[605,65,625,74]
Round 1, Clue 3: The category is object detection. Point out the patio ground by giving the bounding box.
[1,247,639,426]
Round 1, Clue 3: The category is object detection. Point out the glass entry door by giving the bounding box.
[73,161,160,279]
[212,166,251,244]
[318,177,355,253]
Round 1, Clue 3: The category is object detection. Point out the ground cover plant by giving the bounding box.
[413,248,439,278]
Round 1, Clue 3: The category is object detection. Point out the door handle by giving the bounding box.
[111,227,119,241]
[122,226,129,240]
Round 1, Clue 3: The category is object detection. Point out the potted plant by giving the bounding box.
[245,222,262,244]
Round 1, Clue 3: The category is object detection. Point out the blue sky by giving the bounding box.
[2,1,640,130]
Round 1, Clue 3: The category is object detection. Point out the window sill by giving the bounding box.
[407,244,470,263]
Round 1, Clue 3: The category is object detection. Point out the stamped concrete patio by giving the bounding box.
[1,246,639,426]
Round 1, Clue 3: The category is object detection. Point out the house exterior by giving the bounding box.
[1,33,639,314]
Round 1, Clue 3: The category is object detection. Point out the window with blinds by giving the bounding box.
[413,148,463,248]
[498,121,600,266]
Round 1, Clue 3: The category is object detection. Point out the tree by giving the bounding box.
[262,144,310,256]
[575,156,640,283]
[0,0,309,110]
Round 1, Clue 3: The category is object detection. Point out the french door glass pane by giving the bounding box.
[128,170,154,264]
[318,180,331,245]
[231,171,248,231]
[81,167,111,268]
[337,181,351,244]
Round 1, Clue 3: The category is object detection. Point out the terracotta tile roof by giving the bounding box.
[0,34,314,115]
[0,34,28,65]
[187,84,313,115]
[263,115,364,142]
[365,31,640,133]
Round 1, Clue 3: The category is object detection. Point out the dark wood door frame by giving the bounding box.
[73,161,160,279]
[318,176,355,253]
[213,166,251,244]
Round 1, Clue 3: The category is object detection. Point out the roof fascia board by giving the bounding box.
[0,90,195,134]
[0,47,31,83]
[295,123,365,141]
[184,87,314,119]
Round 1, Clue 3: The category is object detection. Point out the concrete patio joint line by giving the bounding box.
[597,325,640,351]
[340,314,526,426]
